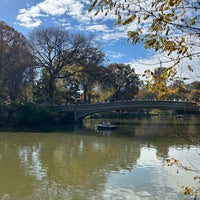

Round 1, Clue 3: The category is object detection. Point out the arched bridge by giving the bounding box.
[59,100,200,123]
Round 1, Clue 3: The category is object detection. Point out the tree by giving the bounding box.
[32,74,50,104]
[29,27,88,103]
[190,81,200,90]
[190,81,200,102]
[0,21,34,102]
[105,63,139,101]
[74,43,106,104]
[29,28,105,104]
[166,79,189,100]
[51,34,106,104]
[29,27,69,103]
[88,0,200,95]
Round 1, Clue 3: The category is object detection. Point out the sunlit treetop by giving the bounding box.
[88,0,200,98]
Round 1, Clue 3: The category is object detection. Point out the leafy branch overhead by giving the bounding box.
[165,157,200,199]
[88,0,200,96]
[88,0,199,57]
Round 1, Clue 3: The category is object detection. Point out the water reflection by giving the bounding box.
[19,145,47,181]
[0,115,199,199]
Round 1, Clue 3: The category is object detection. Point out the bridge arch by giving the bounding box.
[60,100,199,123]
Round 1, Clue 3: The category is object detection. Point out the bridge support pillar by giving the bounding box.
[75,117,83,125]
[74,111,84,124]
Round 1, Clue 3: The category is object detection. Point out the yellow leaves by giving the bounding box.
[165,157,194,171]
[180,186,195,196]
[151,18,163,32]
[167,0,182,7]
[122,14,136,25]
[127,31,141,44]
[144,38,157,49]
[181,6,187,18]
[184,166,191,171]
[180,185,198,200]
[165,157,199,199]
[87,0,198,72]
[88,0,98,12]
[146,80,167,99]
[177,46,188,55]
[163,40,176,53]
[144,66,180,99]
[194,176,200,183]
[165,157,179,166]
[115,13,137,26]
[163,13,174,22]
[190,17,197,25]
[143,15,149,20]
[178,37,185,45]
[150,36,188,57]
[115,13,122,25]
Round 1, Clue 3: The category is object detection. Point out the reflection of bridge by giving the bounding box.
[59,100,199,123]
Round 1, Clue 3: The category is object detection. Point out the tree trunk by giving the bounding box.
[48,75,55,104]
[83,84,87,104]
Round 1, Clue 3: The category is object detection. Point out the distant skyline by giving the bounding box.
[0,0,199,82]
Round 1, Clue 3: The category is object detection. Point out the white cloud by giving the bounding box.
[84,24,109,33]
[128,52,200,83]
[38,1,67,15]
[17,7,43,28]
[107,51,124,59]
[15,0,200,78]
[16,0,128,38]
[16,0,87,28]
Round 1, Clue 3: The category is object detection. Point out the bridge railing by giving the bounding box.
[60,100,197,111]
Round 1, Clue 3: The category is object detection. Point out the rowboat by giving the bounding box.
[176,114,184,119]
[96,121,117,130]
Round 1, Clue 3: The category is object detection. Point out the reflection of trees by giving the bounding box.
[0,133,141,199]
[132,115,199,159]
[0,115,199,199]
[86,115,199,164]
[39,134,141,189]
[0,134,38,199]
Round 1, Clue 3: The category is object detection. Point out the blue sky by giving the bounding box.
[0,0,149,61]
[0,0,199,81]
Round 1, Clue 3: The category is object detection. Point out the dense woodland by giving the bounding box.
[0,21,199,129]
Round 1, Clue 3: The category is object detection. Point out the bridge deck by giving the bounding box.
[61,100,198,111]
[58,100,199,122]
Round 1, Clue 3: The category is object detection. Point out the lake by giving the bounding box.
[0,114,199,200]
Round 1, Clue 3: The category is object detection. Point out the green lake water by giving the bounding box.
[0,115,199,200]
